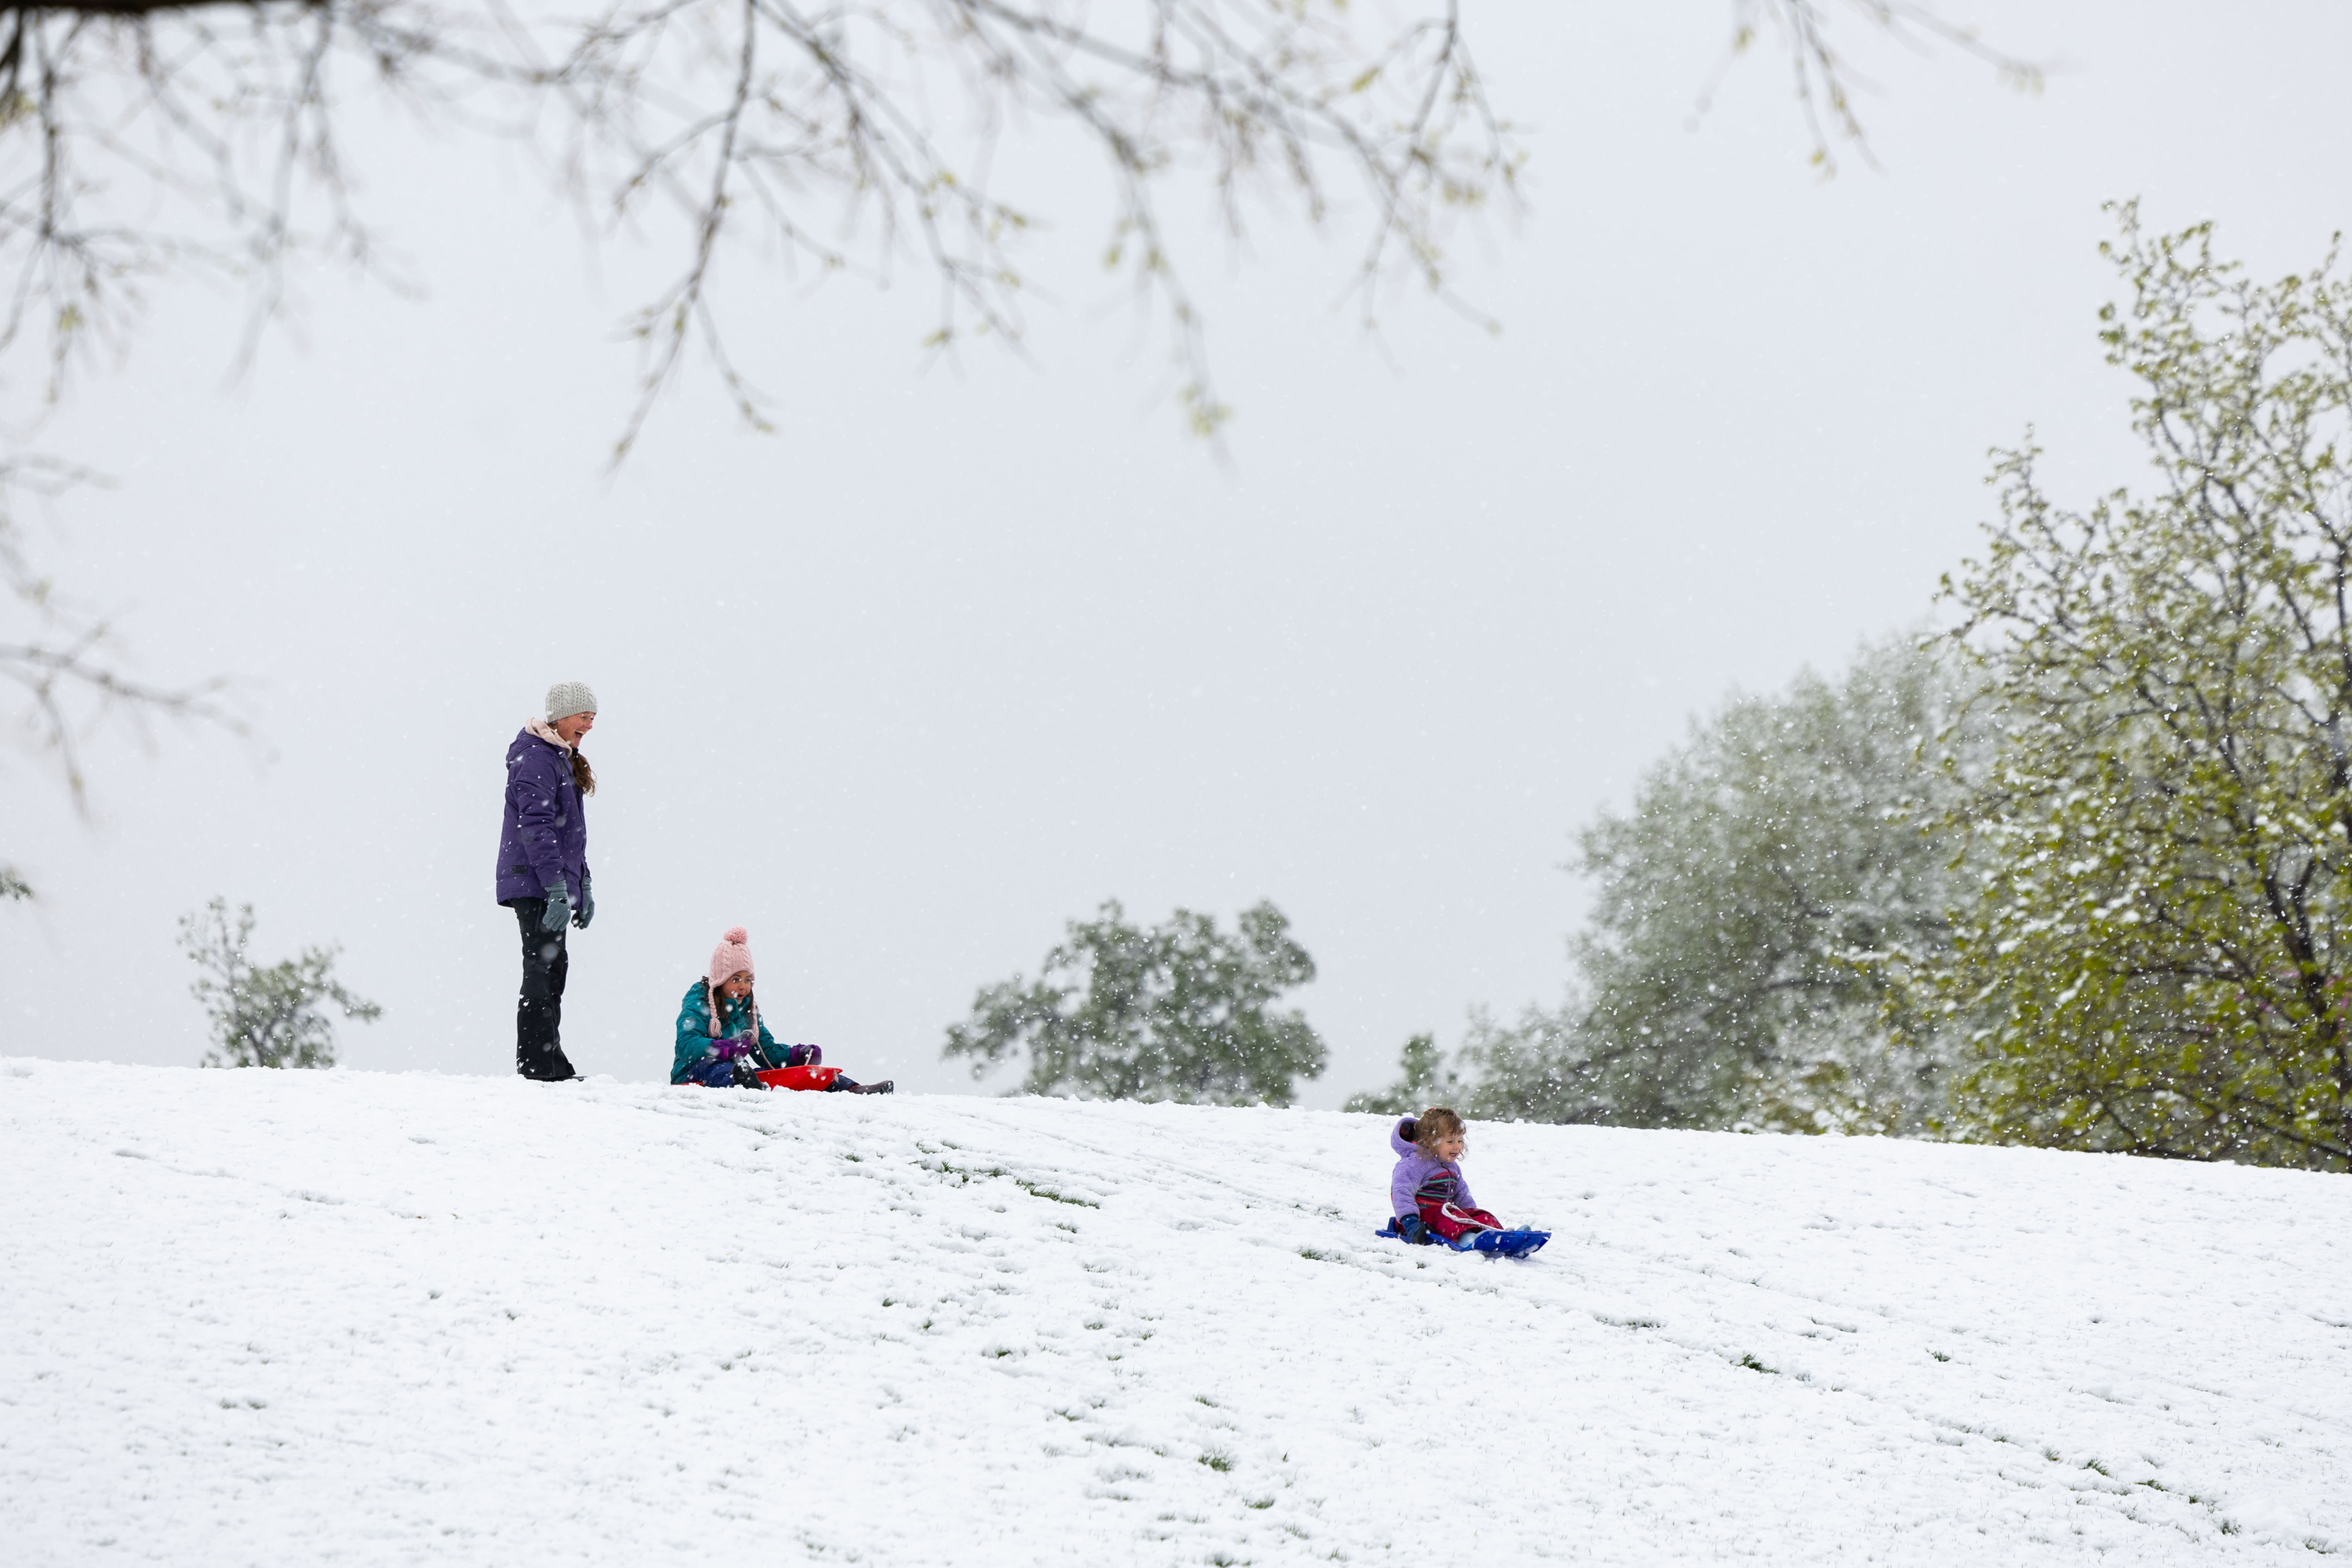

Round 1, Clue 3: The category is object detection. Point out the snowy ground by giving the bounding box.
[4,1060,2349,1565]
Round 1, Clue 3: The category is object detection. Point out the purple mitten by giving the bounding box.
[712,1040,751,1062]
[784,1043,823,1069]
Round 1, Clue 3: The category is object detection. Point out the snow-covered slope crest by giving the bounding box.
[4,1060,2349,1566]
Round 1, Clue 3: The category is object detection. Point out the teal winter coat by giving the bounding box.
[672,979,786,1084]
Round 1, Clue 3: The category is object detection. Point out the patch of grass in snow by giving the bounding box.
[1247,1497,1276,1510]
[1737,1354,1776,1374]
[1930,1350,1951,1362]
[1014,1178,1098,1207]
[1297,1247,1336,1261]
[1200,1449,1235,1472]
[2082,1459,2111,1476]
[918,1153,1005,1186]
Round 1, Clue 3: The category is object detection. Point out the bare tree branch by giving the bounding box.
[0,0,2037,453]
[1700,0,2045,176]
[0,454,245,895]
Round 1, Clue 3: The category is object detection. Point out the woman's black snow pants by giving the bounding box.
[510,898,578,1080]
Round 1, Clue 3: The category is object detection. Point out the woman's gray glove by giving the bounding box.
[539,885,572,932]
[573,879,595,930]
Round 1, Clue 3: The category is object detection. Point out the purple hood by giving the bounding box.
[1389,1117,1474,1220]
[495,727,589,905]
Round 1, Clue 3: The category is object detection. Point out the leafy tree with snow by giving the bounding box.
[1375,637,1980,1134]
[945,899,1326,1105]
[1924,207,2352,1171]
[180,898,381,1069]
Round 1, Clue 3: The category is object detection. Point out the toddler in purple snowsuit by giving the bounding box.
[1383,1108,1552,1257]
[1390,1115,1479,1229]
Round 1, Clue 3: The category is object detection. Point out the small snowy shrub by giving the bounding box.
[179,897,381,1069]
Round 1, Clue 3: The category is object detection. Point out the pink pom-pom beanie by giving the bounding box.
[709,927,755,985]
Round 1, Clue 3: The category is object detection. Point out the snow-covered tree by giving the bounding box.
[1926,208,2352,1171]
[1378,637,1981,1135]
[180,898,381,1069]
[945,899,1326,1105]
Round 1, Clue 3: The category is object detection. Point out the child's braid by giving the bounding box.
[704,975,758,1054]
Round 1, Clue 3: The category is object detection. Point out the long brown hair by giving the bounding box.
[570,749,596,796]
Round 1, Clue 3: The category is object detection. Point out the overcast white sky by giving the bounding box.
[5,0,2349,1100]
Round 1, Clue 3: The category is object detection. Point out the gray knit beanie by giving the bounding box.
[546,681,598,722]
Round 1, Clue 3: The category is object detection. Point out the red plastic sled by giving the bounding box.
[753,1065,842,1092]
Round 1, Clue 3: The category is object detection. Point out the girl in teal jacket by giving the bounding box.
[672,926,891,1094]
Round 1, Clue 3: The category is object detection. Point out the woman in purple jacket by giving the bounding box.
[495,681,599,1080]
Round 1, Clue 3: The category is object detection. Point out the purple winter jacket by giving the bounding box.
[495,728,590,906]
[1389,1117,1475,1222]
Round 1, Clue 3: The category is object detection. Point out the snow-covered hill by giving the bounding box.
[4,1059,2348,1565]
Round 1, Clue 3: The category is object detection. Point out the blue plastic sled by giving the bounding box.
[1376,1219,1550,1258]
